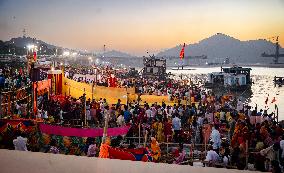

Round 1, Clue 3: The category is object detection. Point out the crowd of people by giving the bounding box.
[0,66,31,91]
[0,66,33,118]
[64,65,199,101]
[1,65,284,173]
[31,83,284,172]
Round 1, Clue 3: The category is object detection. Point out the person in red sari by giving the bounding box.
[231,121,250,148]
[137,109,145,123]
[237,122,250,146]
[260,125,274,147]
[163,118,172,142]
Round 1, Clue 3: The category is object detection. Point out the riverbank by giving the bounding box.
[168,63,284,68]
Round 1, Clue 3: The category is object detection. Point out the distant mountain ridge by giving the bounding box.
[2,34,284,64]
[157,33,284,64]
[5,36,59,49]
[1,37,135,57]
[97,50,134,58]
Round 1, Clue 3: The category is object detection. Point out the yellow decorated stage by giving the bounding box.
[62,77,189,105]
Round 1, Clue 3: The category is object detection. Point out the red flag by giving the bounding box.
[179,43,185,60]
[19,68,23,75]
[33,51,37,61]
[271,97,276,103]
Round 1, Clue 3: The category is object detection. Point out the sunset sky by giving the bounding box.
[0,0,284,55]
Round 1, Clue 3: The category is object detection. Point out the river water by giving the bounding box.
[168,67,284,121]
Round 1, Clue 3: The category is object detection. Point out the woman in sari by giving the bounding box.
[150,137,161,162]
[156,119,165,142]
[202,119,211,145]
[99,137,111,158]
[152,119,158,138]
[164,118,172,142]
[260,125,274,147]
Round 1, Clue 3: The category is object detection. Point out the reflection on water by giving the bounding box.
[249,75,284,120]
[168,67,284,121]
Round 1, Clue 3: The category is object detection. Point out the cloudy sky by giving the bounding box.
[0,0,283,55]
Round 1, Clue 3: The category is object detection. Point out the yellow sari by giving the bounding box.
[156,122,165,142]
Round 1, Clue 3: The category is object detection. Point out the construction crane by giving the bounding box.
[261,36,284,64]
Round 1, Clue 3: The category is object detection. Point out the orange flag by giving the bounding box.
[271,97,276,103]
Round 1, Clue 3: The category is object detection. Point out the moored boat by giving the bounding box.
[205,66,252,91]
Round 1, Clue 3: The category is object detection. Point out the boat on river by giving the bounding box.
[205,66,252,91]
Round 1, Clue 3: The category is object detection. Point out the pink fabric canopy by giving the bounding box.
[39,123,130,137]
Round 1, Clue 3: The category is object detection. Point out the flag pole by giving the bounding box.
[276,105,279,123]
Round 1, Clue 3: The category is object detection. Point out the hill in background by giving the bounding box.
[1,33,284,65]
[157,33,284,64]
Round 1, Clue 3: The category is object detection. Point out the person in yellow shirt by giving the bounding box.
[152,119,158,137]
[238,112,246,120]
[215,112,220,119]
[226,112,232,122]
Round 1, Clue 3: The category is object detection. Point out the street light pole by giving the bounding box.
[84,88,87,127]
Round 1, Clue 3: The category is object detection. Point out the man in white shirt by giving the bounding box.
[172,115,181,143]
[145,108,152,119]
[116,114,125,127]
[43,110,48,119]
[13,134,28,151]
[210,125,221,150]
[236,99,243,111]
[205,145,219,166]
[37,109,42,119]
[197,116,204,126]
[16,103,21,115]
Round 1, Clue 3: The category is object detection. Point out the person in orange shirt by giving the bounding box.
[150,137,161,162]
[238,112,246,120]
[99,137,111,158]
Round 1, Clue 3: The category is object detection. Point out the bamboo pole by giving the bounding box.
[204,136,207,152]
[102,108,110,142]
[245,140,248,170]
[84,88,87,127]
[276,106,279,123]
[91,84,94,101]
[166,135,169,154]
[143,130,148,148]
[138,123,141,147]
[191,144,194,163]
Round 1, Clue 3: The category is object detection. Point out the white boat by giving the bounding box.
[171,67,196,70]
[205,66,252,91]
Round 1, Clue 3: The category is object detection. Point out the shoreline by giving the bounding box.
[168,64,284,68]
